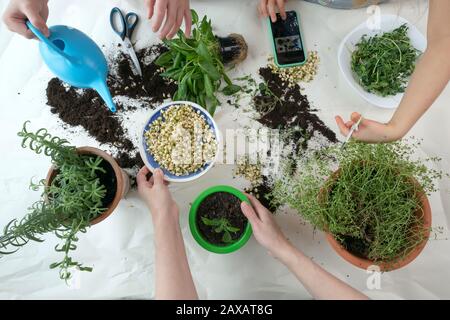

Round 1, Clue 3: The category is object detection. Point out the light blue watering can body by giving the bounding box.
[27,22,116,112]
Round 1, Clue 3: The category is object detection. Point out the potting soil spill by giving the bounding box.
[46,44,176,173]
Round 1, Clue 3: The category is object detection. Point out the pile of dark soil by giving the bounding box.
[46,44,176,171]
[196,192,247,246]
[248,67,338,211]
[254,67,337,152]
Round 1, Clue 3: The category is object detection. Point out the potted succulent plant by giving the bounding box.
[271,140,443,271]
[0,122,129,280]
[189,185,252,253]
[155,10,248,115]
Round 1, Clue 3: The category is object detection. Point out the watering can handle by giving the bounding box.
[26,21,74,62]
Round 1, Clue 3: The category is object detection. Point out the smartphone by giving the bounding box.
[268,11,307,67]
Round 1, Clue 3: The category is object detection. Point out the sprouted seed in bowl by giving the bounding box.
[144,104,217,176]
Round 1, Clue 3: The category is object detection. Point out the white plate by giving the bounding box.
[338,14,427,109]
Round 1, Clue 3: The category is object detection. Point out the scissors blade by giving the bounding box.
[123,37,142,77]
[341,115,363,149]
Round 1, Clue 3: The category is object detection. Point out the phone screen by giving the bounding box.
[270,11,306,66]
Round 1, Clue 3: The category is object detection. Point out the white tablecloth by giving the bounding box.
[0,0,449,299]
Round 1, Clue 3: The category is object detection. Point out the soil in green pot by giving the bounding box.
[196,192,248,246]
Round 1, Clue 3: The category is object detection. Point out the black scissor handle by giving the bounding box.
[125,12,139,39]
[110,7,127,41]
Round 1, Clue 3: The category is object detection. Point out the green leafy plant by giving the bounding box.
[201,216,240,243]
[271,140,444,265]
[351,24,420,96]
[0,122,109,281]
[156,10,242,115]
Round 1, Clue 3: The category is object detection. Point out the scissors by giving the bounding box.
[341,115,363,149]
[110,7,142,77]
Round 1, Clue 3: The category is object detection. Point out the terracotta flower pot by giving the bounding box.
[45,146,130,225]
[322,169,432,272]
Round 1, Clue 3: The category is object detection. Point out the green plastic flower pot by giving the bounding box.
[189,185,253,254]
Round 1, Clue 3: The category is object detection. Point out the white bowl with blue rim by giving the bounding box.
[338,14,427,109]
[139,101,220,182]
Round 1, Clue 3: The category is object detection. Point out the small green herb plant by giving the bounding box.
[271,140,443,265]
[156,10,241,115]
[351,24,420,96]
[201,216,240,244]
[0,122,109,281]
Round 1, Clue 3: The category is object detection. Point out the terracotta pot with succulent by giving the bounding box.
[271,140,444,271]
[155,10,248,116]
[0,122,129,280]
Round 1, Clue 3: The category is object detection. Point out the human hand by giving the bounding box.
[241,194,291,260]
[335,112,401,143]
[145,0,192,40]
[2,0,49,39]
[258,0,287,22]
[137,166,179,222]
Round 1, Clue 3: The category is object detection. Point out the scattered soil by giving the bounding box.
[254,66,337,152]
[245,176,278,213]
[196,192,247,246]
[46,44,177,172]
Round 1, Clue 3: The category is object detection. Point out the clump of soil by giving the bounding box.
[254,66,337,152]
[108,45,177,102]
[245,176,278,213]
[196,192,247,246]
[46,44,176,172]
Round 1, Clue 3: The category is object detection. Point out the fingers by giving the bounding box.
[23,4,49,37]
[152,168,165,185]
[184,8,192,37]
[167,6,183,39]
[351,112,362,123]
[241,202,261,226]
[267,0,277,22]
[244,193,271,222]
[159,1,176,39]
[259,0,268,18]
[137,166,151,187]
[277,0,287,20]
[335,115,351,136]
[147,0,156,19]
[152,0,167,34]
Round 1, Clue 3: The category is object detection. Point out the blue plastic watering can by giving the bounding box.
[26,22,116,112]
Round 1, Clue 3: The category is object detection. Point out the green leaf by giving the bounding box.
[222,84,241,96]
[226,226,240,233]
[198,60,221,81]
[191,9,199,24]
[155,51,174,67]
[196,42,212,62]
[222,231,232,243]
[204,74,214,98]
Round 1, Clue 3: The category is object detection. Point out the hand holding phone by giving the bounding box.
[268,11,307,67]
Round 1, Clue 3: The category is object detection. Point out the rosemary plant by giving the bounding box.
[271,140,443,264]
[0,122,108,281]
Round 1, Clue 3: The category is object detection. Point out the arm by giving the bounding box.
[144,0,192,39]
[241,194,368,300]
[2,0,49,38]
[137,167,198,300]
[335,0,450,142]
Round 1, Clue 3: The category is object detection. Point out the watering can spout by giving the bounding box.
[94,80,116,113]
